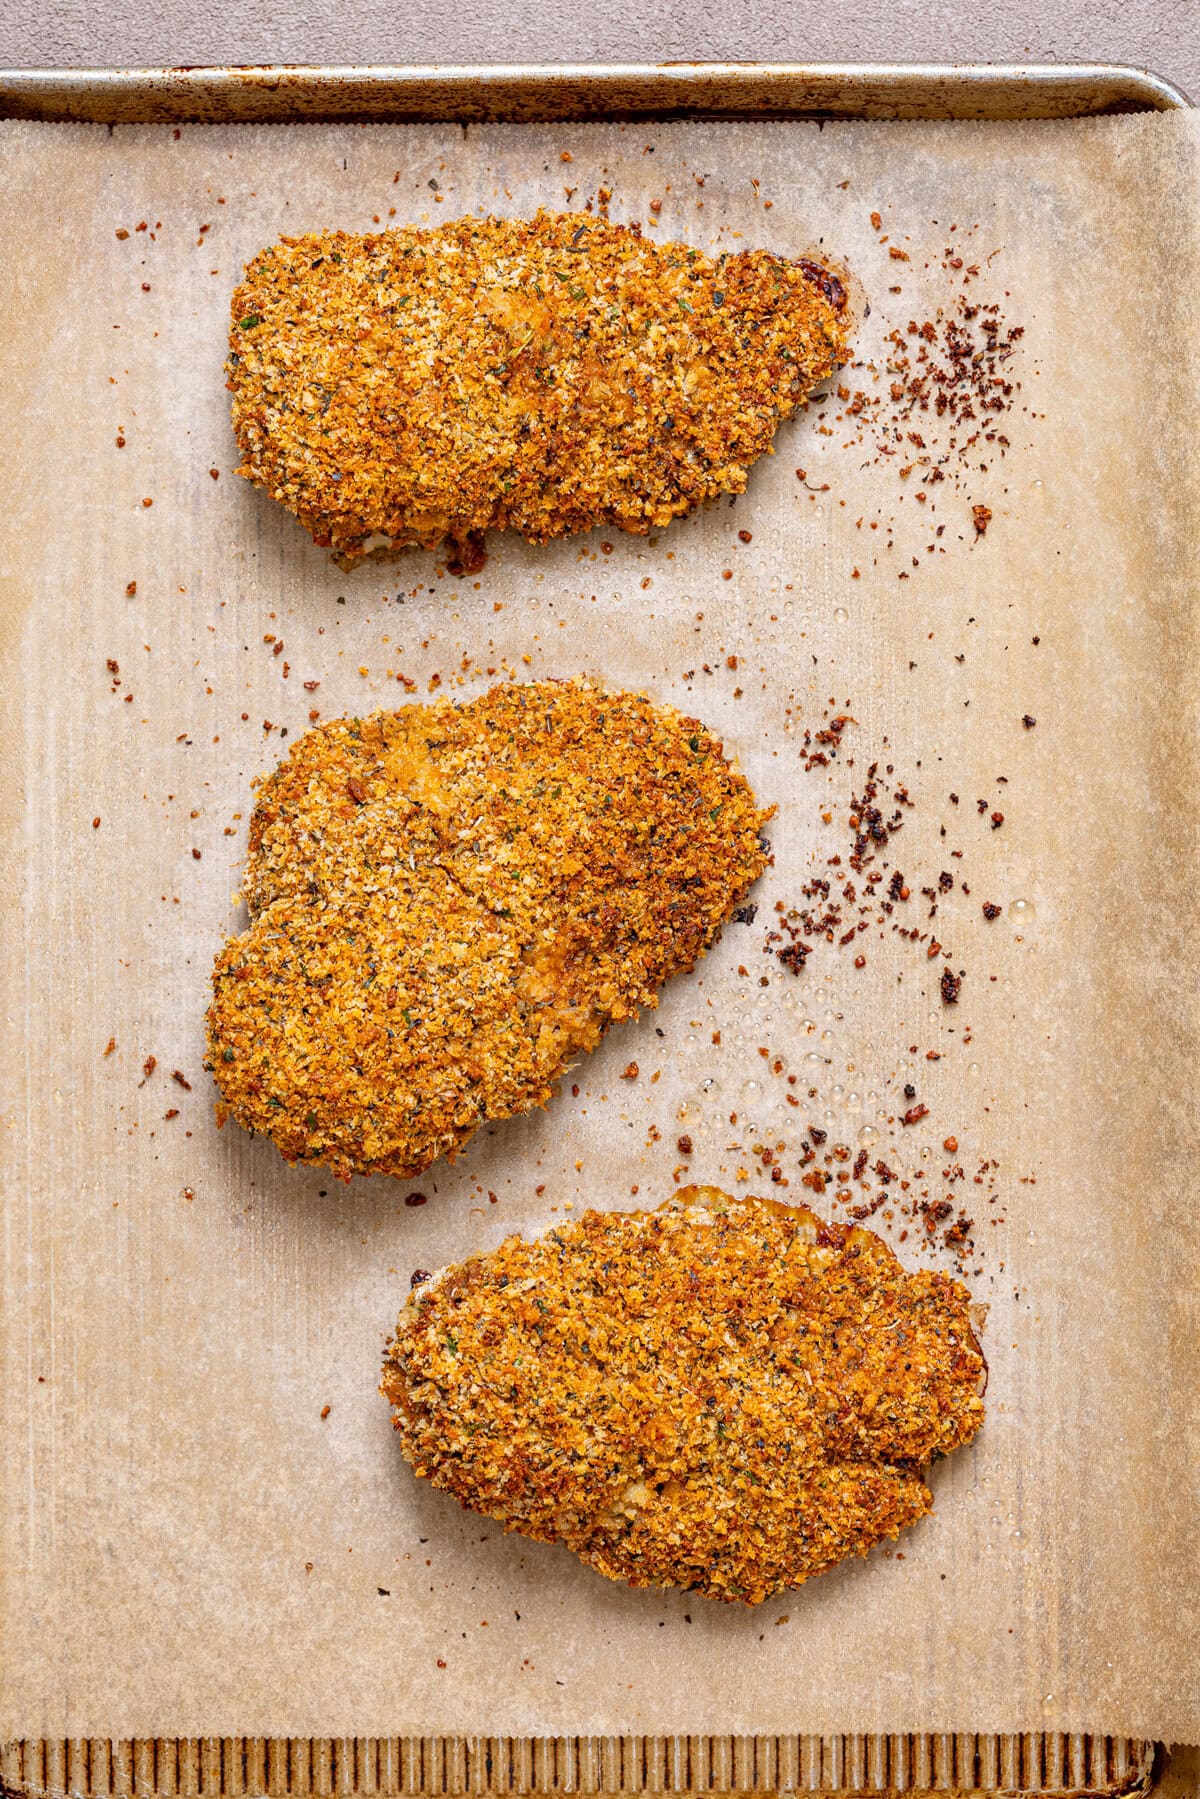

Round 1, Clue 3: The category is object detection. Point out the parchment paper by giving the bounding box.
[0,109,1197,1746]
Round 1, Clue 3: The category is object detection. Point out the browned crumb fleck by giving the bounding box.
[381,1186,984,1603]
[227,212,851,567]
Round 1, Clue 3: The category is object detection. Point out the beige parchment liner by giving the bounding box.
[0,108,1197,1746]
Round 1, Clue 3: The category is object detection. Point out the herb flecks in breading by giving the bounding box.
[206,682,771,1180]
[227,212,851,565]
[382,1186,984,1603]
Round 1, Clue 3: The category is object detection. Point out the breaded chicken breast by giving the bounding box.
[227,211,851,566]
[382,1187,984,1603]
[206,682,770,1181]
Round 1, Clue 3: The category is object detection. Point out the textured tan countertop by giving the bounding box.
[0,0,1195,102]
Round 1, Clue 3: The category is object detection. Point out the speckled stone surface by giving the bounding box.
[1,0,1196,102]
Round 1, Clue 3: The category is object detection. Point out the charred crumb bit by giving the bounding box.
[320,1404,331,1419]
[143,1056,157,1079]
[982,902,1001,920]
[92,816,101,829]
[799,711,854,772]
[940,968,962,1004]
[411,1268,433,1288]
[990,811,1004,829]
[171,1069,192,1090]
[777,940,811,974]
[732,903,757,924]
[1022,714,1036,729]
[405,1192,429,1208]
[676,1135,693,1156]
[828,254,1026,574]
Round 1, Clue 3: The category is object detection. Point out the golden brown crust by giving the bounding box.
[205,683,771,1180]
[226,211,850,565]
[381,1186,985,1603]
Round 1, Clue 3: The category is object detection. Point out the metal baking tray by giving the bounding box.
[0,58,1187,1799]
[0,60,1189,123]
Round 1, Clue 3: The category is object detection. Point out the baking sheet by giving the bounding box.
[0,108,1197,1748]
[0,62,1189,124]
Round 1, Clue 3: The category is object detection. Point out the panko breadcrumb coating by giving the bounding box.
[227,210,851,566]
[205,682,771,1181]
[381,1186,985,1603]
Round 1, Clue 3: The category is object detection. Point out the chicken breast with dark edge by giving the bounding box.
[206,682,771,1181]
[381,1186,985,1603]
[227,210,853,567]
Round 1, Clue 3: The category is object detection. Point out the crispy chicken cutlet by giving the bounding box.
[382,1186,985,1602]
[206,682,770,1181]
[227,211,852,566]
